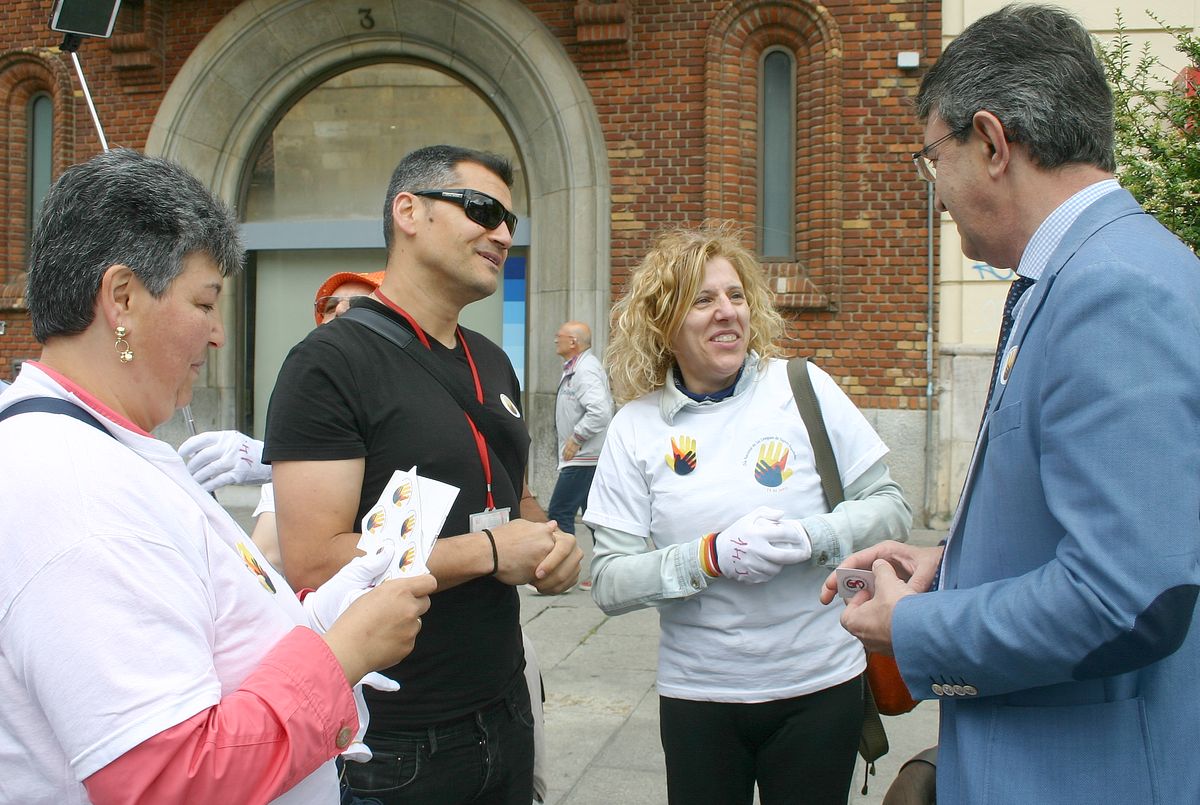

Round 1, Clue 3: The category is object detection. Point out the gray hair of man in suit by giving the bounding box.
[916,3,1116,173]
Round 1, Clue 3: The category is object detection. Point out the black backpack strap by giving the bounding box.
[340,305,515,445]
[0,396,111,436]
[341,304,417,350]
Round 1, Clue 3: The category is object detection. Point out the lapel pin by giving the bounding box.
[1001,344,1019,385]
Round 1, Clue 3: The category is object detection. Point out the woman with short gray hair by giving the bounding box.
[0,149,433,804]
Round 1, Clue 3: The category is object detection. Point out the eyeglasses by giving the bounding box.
[912,129,963,183]
[412,188,518,235]
[315,294,368,319]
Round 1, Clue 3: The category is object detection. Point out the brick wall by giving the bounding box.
[0,0,939,401]
[560,1,940,410]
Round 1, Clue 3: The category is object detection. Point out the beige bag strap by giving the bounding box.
[786,357,889,792]
[786,357,845,507]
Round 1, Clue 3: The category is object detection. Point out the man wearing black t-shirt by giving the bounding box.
[264,145,581,805]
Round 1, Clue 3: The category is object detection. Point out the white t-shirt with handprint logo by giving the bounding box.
[585,358,887,702]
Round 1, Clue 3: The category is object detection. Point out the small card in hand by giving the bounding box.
[834,567,876,601]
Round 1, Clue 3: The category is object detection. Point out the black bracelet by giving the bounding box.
[482,528,499,576]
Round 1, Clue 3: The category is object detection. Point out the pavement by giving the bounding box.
[221,487,941,804]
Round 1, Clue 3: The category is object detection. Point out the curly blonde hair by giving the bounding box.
[606,223,784,403]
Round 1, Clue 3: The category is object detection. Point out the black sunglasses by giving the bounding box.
[412,188,518,235]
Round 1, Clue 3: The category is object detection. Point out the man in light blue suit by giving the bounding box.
[823,5,1200,803]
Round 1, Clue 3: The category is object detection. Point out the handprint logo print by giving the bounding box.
[665,435,698,475]
[754,440,794,487]
[395,546,417,573]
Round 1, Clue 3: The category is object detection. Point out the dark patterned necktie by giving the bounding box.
[983,275,1035,412]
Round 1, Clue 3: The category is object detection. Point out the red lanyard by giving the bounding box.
[374,289,497,510]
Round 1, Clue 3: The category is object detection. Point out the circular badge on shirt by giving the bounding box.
[500,393,521,418]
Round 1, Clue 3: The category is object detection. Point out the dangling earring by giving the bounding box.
[115,326,134,363]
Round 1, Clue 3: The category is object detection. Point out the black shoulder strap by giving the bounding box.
[340,305,512,443]
[0,396,112,436]
[787,357,845,509]
[341,304,417,350]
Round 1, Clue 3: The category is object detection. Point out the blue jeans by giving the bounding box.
[346,678,535,805]
[547,465,596,536]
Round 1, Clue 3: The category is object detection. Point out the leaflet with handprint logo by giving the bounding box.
[665,435,698,475]
[753,440,794,487]
[356,467,459,579]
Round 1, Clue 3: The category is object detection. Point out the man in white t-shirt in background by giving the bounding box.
[547,320,612,590]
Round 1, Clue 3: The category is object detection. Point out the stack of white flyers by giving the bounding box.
[357,467,460,579]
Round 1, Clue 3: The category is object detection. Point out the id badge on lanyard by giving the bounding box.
[469,507,510,532]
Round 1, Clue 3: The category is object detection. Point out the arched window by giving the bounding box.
[759,48,795,260]
[27,92,52,237]
[0,49,72,288]
[705,1,843,310]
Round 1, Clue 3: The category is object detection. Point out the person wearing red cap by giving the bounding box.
[313,271,385,326]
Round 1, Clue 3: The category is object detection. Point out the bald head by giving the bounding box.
[555,320,592,359]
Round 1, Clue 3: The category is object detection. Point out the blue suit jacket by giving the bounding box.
[894,189,1200,803]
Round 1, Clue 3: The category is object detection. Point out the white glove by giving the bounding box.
[714,506,812,584]
[302,544,395,633]
[178,430,271,491]
[361,671,400,691]
[342,673,399,764]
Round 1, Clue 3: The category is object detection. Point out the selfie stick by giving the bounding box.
[59,33,109,152]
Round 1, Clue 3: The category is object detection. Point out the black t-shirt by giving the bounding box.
[264,297,529,729]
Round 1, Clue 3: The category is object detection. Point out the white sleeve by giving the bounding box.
[583,410,651,537]
[252,482,276,518]
[571,361,613,442]
[584,410,710,614]
[795,362,911,566]
[2,534,221,779]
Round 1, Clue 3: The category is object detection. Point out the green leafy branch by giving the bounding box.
[1097,11,1200,252]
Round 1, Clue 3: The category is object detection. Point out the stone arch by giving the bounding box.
[705,0,843,310]
[146,0,610,492]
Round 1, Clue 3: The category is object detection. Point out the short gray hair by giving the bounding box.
[26,148,243,343]
[916,3,1115,172]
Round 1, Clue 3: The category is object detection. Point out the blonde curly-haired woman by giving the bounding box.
[585,224,912,805]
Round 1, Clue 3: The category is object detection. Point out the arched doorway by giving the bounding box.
[145,0,609,496]
[239,61,531,437]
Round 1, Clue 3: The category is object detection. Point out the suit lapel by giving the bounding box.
[990,190,1144,413]
[944,189,1146,578]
